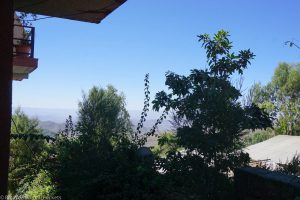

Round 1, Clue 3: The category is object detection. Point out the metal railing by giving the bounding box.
[13,24,35,58]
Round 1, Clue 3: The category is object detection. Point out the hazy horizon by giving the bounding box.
[13,106,167,123]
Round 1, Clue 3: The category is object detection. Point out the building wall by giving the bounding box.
[235,167,300,200]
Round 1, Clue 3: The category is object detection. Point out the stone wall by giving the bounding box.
[235,167,300,200]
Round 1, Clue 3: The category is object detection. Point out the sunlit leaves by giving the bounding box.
[251,63,300,135]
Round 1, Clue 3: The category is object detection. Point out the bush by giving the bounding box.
[243,128,275,146]
[276,154,300,176]
[25,170,56,199]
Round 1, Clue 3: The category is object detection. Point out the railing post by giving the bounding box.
[0,0,13,196]
[31,27,35,58]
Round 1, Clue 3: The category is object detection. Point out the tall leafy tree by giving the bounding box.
[152,30,272,199]
[77,85,132,144]
[251,63,300,135]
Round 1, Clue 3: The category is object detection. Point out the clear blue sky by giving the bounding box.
[13,0,300,111]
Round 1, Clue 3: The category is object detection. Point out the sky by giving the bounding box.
[13,0,300,112]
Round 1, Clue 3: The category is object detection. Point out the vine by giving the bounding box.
[135,74,168,146]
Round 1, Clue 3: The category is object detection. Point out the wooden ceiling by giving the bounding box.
[14,0,126,23]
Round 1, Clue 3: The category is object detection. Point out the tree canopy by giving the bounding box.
[151,30,272,199]
[251,63,300,135]
[77,85,132,141]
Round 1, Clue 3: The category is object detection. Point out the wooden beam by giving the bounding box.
[0,0,13,195]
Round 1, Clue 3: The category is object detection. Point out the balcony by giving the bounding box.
[13,24,38,81]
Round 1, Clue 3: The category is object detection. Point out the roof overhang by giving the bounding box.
[14,0,126,23]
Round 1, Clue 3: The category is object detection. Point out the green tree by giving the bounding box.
[251,63,300,135]
[77,85,132,144]
[152,30,272,199]
[9,108,54,197]
[51,85,165,200]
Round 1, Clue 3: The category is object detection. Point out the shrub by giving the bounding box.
[25,170,56,199]
[243,128,275,146]
[276,154,300,176]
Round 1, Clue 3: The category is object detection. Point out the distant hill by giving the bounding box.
[131,118,173,133]
[13,107,77,123]
[39,119,172,137]
[39,121,65,136]
[15,107,173,137]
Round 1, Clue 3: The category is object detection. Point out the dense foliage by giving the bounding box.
[243,128,275,146]
[48,85,165,200]
[152,132,181,157]
[9,108,55,198]
[250,63,300,135]
[151,30,272,199]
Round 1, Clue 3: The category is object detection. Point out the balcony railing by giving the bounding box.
[13,24,35,58]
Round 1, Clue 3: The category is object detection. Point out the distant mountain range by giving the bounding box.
[39,121,65,136]
[39,119,172,137]
[14,107,77,123]
[13,107,173,137]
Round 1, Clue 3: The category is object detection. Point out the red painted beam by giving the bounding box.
[0,0,13,195]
